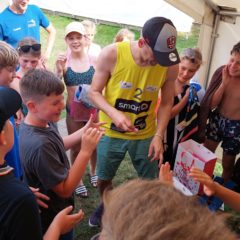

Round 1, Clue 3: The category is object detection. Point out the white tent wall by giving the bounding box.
[209,16,240,84]
[166,0,215,86]
[167,0,240,86]
[30,0,193,32]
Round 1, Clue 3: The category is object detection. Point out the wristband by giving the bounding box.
[155,133,163,140]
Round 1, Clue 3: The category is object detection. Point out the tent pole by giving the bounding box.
[204,13,220,88]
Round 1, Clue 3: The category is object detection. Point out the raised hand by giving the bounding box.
[55,53,67,78]
[81,127,104,154]
[84,114,106,131]
[189,167,216,196]
[222,65,231,87]
[159,162,173,185]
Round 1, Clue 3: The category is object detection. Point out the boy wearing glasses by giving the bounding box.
[10,37,43,122]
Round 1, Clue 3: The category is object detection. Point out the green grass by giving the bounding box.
[39,12,221,240]
[41,13,200,72]
[74,154,137,239]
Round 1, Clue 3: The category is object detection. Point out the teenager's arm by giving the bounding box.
[210,66,230,109]
[170,88,189,118]
[210,83,225,109]
[190,168,240,212]
[63,114,104,150]
[43,23,56,62]
[148,64,178,164]
[53,128,103,197]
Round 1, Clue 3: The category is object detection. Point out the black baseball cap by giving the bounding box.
[142,17,180,67]
[0,87,22,131]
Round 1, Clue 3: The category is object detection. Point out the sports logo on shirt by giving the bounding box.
[110,115,147,132]
[120,81,133,89]
[145,85,158,92]
[13,27,21,31]
[28,19,36,28]
[115,98,151,114]
[134,115,147,130]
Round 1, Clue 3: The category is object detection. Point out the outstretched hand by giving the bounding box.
[159,162,173,185]
[53,206,84,235]
[84,114,106,132]
[189,168,216,196]
[81,127,104,154]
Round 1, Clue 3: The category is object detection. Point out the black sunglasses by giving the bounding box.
[18,44,41,53]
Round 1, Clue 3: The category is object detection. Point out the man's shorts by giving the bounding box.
[96,136,158,181]
[206,110,240,155]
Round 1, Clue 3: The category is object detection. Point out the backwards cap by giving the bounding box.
[142,17,180,67]
[0,87,22,131]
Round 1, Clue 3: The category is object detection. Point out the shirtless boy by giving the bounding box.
[203,42,240,182]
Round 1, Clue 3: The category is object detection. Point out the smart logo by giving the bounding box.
[115,99,151,114]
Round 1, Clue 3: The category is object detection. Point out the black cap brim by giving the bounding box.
[153,49,180,67]
[0,87,22,130]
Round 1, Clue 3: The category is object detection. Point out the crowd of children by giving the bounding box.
[1,7,240,239]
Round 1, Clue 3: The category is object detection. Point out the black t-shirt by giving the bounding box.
[19,122,74,233]
[0,171,42,239]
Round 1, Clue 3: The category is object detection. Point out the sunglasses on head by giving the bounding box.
[18,44,41,53]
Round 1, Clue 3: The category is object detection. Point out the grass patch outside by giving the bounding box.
[41,13,200,71]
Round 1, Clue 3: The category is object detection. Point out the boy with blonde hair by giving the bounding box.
[81,19,101,60]
[0,40,22,179]
[99,179,236,240]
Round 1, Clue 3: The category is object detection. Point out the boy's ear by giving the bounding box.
[26,101,38,113]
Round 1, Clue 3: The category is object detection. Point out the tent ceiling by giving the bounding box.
[166,0,240,24]
[211,0,240,12]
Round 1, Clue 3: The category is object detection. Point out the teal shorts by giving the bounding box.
[96,136,158,181]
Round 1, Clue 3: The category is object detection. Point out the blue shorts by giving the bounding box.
[206,110,240,155]
[96,136,158,181]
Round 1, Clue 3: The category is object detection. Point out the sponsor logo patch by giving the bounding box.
[28,19,36,28]
[134,115,147,130]
[115,98,151,115]
[167,36,176,49]
[13,27,21,31]
[120,81,133,89]
[145,85,158,92]
[169,53,178,62]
